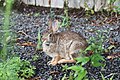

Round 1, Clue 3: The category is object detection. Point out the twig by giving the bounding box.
[104,73,118,78]
[107,52,120,59]
[17,31,37,40]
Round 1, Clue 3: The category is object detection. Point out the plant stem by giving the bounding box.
[2,0,13,60]
[64,0,69,29]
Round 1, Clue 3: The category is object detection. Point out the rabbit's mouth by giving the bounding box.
[43,40,51,46]
[41,37,47,42]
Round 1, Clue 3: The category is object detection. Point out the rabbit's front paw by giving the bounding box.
[47,60,57,66]
[47,56,60,66]
[49,61,58,66]
[47,61,52,65]
[48,55,62,66]
[47,60,58,66]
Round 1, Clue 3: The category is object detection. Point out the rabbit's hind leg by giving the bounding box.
[58,53,76,64]
[57,59,76,64]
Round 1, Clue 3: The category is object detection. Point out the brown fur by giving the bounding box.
[42,31,88,65]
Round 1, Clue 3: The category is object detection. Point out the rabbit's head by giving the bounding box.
[42,19,59,42]
[42,40,57,57]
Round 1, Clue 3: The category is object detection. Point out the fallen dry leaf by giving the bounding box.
[109,38,118,45]
[107,52,120,59]
[50,71,59,75]
[26,76,41,80]
[17,42,36,47]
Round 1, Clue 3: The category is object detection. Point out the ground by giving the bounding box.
[0,5,120,80]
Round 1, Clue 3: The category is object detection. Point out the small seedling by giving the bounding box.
[61,0,70,28]
[34,13,40,17]
[36,28,42,50]
[101,72,114,80]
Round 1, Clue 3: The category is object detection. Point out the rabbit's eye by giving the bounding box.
[49,33,52,37]
[45,43,50,46]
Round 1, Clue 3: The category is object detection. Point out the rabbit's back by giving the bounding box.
[47,31,88,59]
[48,31,87,46]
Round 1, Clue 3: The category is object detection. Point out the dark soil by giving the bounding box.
[0,4,120,80]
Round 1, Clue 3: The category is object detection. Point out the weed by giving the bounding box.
[47,76,53,80]
[0,57,35,80]
[32,54,39,61]
[36,28,42,50]
[67,62,88,80]
[61,15,70,28]
[84,2,94,16]
[61,72,74,80]
[61,74,67,80]
[34,13,40,17]
[85,31,105,67]
[100,72,114,80]
[0,0,35,80]
[61,0,70,28]
[107,0,120,14]
[107,0,117,11]
[0,0,14,60]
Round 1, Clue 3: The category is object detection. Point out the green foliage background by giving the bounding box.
[0,0,35,79]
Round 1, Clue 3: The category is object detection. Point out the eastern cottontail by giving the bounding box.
[42,31,88,65]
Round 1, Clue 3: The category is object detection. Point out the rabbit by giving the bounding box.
[42,31,88,65]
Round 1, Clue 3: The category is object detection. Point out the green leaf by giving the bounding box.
[0,57,35,80]
[108,45,115,50]
[61,74,66,80]
[68,72,74,80]
[91,54,104,61]
[37,28,42,49]
[85,45,92,51]
[92,61,103,67]
[62,64,69,71]
[110,74,114,80]
[67,66,83,71]
[91,54,104,67]
[75,57,90,65]
[74,71,81,78]
[76,70,87,80]
[100,72,105,80]
[48,76,53,80]
[91,10,94,14]
[34,13,40,17]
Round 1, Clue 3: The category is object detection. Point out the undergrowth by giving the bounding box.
[0,0,35,79]
[0,57,35,80]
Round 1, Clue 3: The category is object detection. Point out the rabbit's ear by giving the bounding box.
[48,19,53,33]
[52,20,59,32]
